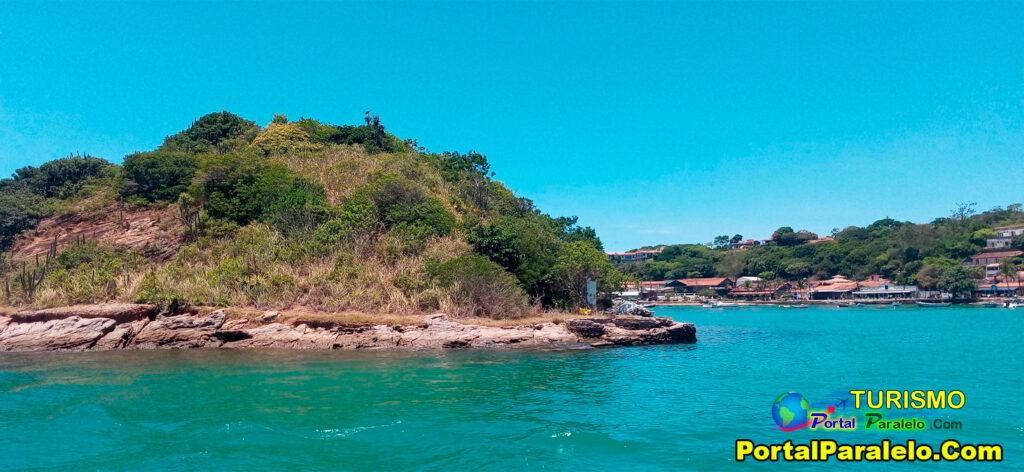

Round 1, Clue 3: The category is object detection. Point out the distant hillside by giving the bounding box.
[615,204,1024,292]
[0,112,619,317]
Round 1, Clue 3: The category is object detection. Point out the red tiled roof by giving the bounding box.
[859,278,893,288]
[670,277,732,287]
[977,281,1022,289]
[971,250,1023,260]
[813,282,859,293]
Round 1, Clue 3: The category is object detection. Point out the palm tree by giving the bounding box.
[998,260,1019,296]
[998,260,1016,283]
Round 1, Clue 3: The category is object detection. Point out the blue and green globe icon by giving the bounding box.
[772,392,811,430]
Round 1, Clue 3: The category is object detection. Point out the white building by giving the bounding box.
[986,224,1024,249]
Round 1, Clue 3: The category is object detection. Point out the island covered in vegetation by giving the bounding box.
[0,111,625,317]
[0,112,700,351]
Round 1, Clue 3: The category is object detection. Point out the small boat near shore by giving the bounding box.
[779,304,808,309]
[701,300,739,308]
[916,301,952,307]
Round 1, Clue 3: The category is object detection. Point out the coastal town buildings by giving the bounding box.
[975,281,1022,297]
[852,284,918,300]
[735,276,762,287]
[607,247,664,262]
[729,282,792,300]
[799,275,860,300]
[967,250,1023,267]
[985,224,1024,249]
[665,277,734,295]
[610,223,1023,303]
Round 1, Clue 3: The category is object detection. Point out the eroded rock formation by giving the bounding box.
[0,305,697,352]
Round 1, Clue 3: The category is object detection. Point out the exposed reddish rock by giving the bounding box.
[11,204,183,262]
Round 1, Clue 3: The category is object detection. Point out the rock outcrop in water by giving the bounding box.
[0,304,696,352]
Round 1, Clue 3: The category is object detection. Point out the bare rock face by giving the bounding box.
[0,316,116,351]
[565,319,607,338]
[223,323,338,350]
[0,304,696,351]
[11,204,183,263]
[93,319,150,350]
[129,310,227,349]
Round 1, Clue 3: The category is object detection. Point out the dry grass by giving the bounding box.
[461,310,596,327]
[192,305,580,328]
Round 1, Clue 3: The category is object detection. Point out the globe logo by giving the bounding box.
[772,392,811,431]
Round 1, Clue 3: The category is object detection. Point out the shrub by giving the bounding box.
[428,254,529,318]
[44,240,143,304]
[549,241,623,309]
[2,155,113,198]
[251,122,315,155]
[199,153,327,227]
[122,151,198,202]
[316,174,455,248]
[161,111,260,153]
[134,272,186,311]
[293,117,404,153]
[0,190,49,250]
[468,215,560,295]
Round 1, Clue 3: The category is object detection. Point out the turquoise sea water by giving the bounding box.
[1,306,1021,470]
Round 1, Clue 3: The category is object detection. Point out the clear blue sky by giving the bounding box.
[1,1,1021,251]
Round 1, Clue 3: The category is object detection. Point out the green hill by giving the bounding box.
[0,112,619,317]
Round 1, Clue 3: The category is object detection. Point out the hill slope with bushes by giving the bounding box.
[0,112,619,318]
[617,204,1024,295]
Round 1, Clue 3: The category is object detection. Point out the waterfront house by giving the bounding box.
[853,284,918,300]
[857,274,893,289]
[808,275,859,300]
[984,263,1000,279]
[735,276,763,288]
[664,277,734,295]
[974,281,1022,297]
[729,282,792,300]
[917,290,953,300]
[617,281,670,299]
[967,250,1023,267]
[985,224,1024,249]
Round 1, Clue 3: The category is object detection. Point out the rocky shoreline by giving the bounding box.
[0,304,696,352]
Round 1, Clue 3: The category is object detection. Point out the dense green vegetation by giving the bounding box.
[618,203,1024,291]
[0,111,613,317]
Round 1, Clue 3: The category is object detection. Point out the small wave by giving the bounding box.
[315,420,402,439]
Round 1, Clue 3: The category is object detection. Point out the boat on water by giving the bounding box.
[701,300,739,308]
[1006,299,1022,308]
[779,304,808,309]
[917,301,952,307]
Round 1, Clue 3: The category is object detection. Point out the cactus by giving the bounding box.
[16,234,60,302]
[178,194,203,242]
